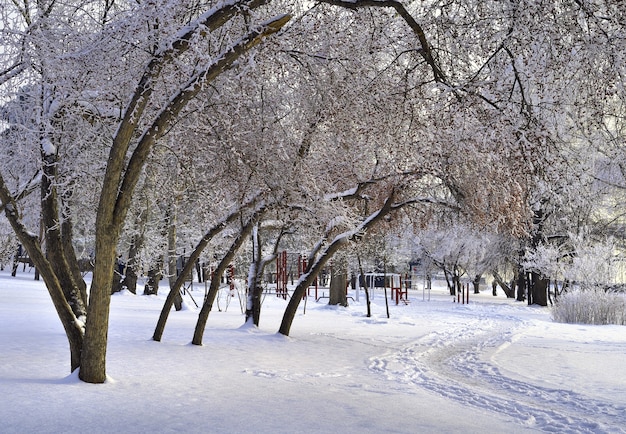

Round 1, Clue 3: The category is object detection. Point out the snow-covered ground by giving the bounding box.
[1,268,625,433]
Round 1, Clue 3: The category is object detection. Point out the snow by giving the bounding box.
[1,269,625,433]
[41,138,56,156]
[323,186,359,201]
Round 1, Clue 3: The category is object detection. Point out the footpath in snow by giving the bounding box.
[1,269,625,433]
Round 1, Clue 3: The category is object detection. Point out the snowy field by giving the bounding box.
[1,268,625,434]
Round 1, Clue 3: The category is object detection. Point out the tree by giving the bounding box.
[1,0,291,382]
[328,254,349,307]
[6,0,618,381]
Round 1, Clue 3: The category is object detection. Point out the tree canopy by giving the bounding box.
[1,0,625,382]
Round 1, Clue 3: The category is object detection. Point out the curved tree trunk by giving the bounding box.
[152,200,259,341]
[192,215,258,345]
[41,145,87,319]
[0,175,84,371]
[279,191,396,336]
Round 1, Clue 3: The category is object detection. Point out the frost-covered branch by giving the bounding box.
[323,181,375,202]
[0,62,26,87]
[318,0,446,82]
[0,170,41,214]
[113,14,291,230]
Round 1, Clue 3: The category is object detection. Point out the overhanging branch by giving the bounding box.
[112,13,292,229]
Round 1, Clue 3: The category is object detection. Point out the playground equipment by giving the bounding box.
[274,252,413,305]
[359,273,410,305]
[11,245,34,277]
[275,252,322,300]
[391,274,411,305]
[276,251,288,299]
[454,282,471,304]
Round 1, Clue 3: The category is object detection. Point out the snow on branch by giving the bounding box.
[0,170,42,215]
[167,0,272,54]
[0,62,26,88]
[323,180,376,202]
[318,0,446,82]
[112,14,291,229]
[113,0,273,155]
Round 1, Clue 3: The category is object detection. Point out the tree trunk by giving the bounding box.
[473,274,481,294]
[245,225,263,325]
[516,266,526,302]
[152,200,259,342]
[492,270,514,298]
[531,272,549,307]
[144,256,163,295]
[192,215,258,345]
[0,174,84,371]
[329,261,348,307]
[41,147,87,319]
[444,267,455,296]
[61,191,88,305]
[279,190,395,336]
[123,232,141,294]
[357,253,371,317]
[165,205,183,311]
[80,228,118,383]
[529,207,548,306]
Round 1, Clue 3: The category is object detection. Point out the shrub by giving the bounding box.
[552,289,626,326]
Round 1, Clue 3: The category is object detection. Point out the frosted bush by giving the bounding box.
[552,289,626,326]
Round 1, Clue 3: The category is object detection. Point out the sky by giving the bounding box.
[1,268,625,433]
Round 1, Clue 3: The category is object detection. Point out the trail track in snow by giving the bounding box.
[369,307,626,434]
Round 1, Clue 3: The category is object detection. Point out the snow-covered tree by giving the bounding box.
[4,0,624,380]
[0,0,291,382]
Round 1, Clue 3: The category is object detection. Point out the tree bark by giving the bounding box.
[516,265,526,302]
[144,256,163,295]
[444,267,455,296]
[123,227,144,295]
[531,272,549,307]
[357,253,371,317]
[529,208,548,306]
[164,204,184,310]
[245,225,264,325]
[492,270,514,298]
[329,259,348,307]
[61,202,88,306]
[473,274,481,294]
[40,143,87,319]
